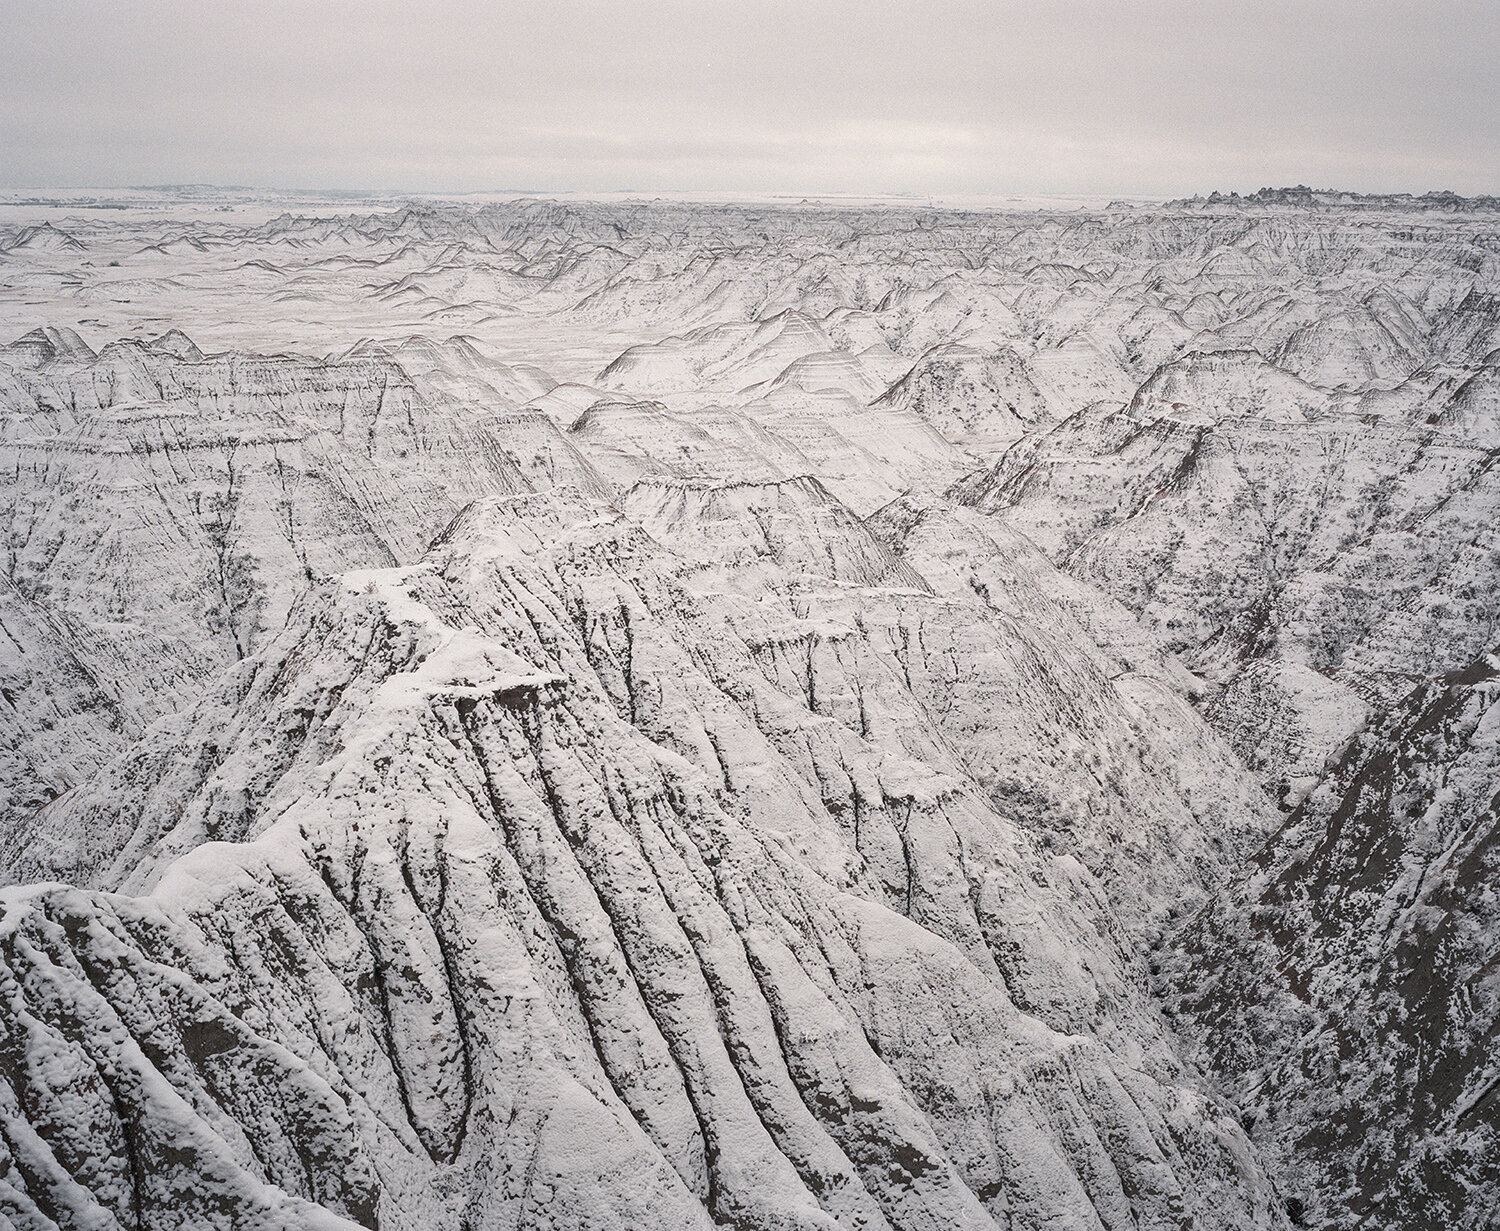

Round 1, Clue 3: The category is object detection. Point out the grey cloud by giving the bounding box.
[1,0,1495,195]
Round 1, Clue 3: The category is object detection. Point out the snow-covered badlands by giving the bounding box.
[1,188,1497,1230]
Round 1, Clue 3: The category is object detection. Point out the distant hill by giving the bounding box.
[1168,184,1500,212]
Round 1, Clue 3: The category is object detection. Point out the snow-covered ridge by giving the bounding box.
[0,485,1281,1228]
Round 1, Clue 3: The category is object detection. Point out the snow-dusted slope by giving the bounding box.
[0,333,605,834]
[959,345,1500,794]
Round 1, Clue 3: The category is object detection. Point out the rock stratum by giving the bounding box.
[0,188,1497,1229]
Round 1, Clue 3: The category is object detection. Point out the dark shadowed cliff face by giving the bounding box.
[1161,653,1500,1230]
[2,192,1500,1228]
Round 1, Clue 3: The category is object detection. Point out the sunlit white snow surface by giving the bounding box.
[1,187,1498,1230]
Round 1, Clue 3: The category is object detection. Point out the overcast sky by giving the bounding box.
[2,0,1495,197]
